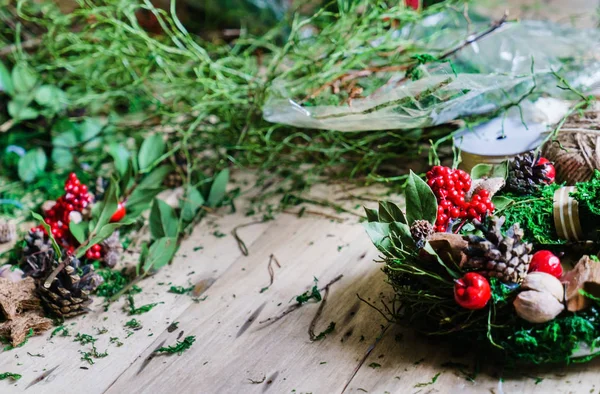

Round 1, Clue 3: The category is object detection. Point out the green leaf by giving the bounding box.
[69,221,88,244]
[34,85,63,108]
[94,179,119,231]
[80,118,104,141]
[138,134,165,172]
[180,187,205,222]
[470,162,508,180]
[405,171,437,225]
[18,148,47,182]
[207,169,229,207]
[378,201,407,224]
[8,99,39,121]
[12,63,38,93]
[109,143,130,176]
[492,196,514,212]
[364,207,379,222]
[52,148,73,169]
[363,222,393,255]
[126,187,164,217]
[389,221,415,250]
[149,199,178,239]
[142,237,178,273]
[31,212,61,259]
[137,165,171,189]
[0,60,13,95]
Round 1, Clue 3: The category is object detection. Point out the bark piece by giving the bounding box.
[0,311,52,347]
[563,255,600,312]
[0,277,40,320]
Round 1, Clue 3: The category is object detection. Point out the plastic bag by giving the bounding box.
[263,12,600,131]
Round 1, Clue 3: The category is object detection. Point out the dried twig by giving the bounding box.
[231,220,264,256]
[308,279,336,341]
[258,275,343,327]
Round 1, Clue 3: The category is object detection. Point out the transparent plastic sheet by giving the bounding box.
[263,14,600,132]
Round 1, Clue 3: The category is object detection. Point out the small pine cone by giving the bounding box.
[0,221,16,243]
[506,151,552,194]
[22,249,56,280]
[101,231,122,268]
[95,177,109,201]
[22,229,52,257]
[410,220,434,248]
[39,256,102,318]
[463,216,533,284]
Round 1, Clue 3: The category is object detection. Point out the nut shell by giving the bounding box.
[514,290,564,323]
[521,272,564,302]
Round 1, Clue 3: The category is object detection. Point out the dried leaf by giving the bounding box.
[428,233,468,268]
[564,255,600,312]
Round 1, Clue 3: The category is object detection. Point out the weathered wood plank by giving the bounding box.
[105,213,391,393]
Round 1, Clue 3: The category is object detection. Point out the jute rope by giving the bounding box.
[543,108,600,185]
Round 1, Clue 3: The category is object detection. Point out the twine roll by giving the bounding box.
[553,186,584,241]
[542,109,600,185]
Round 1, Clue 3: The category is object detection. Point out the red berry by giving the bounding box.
[478,189,490,198]
[92,244,102,252]
[467,208,477,217]
[536,157,556,184]
[449,207,460,218]
[454,272,491,310]
[471,195,481,203]
[110,202,127,223]
[475,202,487,214]
[529,250,563,278]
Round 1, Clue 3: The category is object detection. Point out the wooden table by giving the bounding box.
[1,174,600,394]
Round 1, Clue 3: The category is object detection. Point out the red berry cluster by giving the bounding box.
[426,166,495,232]
[36,173,101,258]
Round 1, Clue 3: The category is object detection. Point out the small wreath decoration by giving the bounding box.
[365,151,600,365]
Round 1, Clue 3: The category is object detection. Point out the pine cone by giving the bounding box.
[0,221,16,243]
[506,151,552,194]
[463,216,533,284]
[39,256,103,318]
[101,231,122,268]
[22,229,51,256]
[410,220,434,249]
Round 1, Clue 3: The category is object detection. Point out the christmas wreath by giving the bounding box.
[365,151,600,365]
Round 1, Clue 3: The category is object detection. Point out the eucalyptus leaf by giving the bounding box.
[138,134,165,172]
[363,222,393,256]
[12,63,38,93]
[364,207,379,222]
[80,118,104,141]
[127,187,164,216]
[142,237,178,273]
[0,60,13,95]
[405,171,437,225]
[180,187,205,222]
[109,143,130,176]
[69,221,88,244]
[137,165,171,189]
[52,148,73,169]
[34,85,57,106]
[492,196,514,212]
[31,212,61,259]
[149,199,179,239]
[18,148,47,183]
[94,179,119,231]
[207,169,229,207]
[471,162,508,180]
[389,221,415,250]
[378,201,407,224]
[8,99,39,121]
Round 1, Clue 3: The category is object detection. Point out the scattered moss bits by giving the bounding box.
[155,336,196,356]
